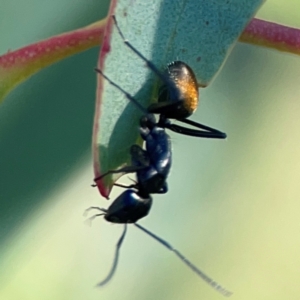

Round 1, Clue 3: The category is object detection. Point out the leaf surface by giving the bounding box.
[94,0,265,197]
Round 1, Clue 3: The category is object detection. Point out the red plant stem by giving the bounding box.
[1,17,299,91]
[240,18,300,55]
[0,21,105,70]
[1,17,299,104]
[0,19,106,100]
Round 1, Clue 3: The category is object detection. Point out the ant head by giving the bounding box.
[104,189,152,224]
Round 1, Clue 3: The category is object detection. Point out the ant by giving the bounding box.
[94,15,226,190]
[87,16,232,297]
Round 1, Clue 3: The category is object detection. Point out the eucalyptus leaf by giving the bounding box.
[94,0,265,196]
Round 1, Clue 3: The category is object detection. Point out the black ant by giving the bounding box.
[94,14,226,190]
[87,16,232,297]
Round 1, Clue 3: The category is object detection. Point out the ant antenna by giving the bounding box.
[97,224,128,286]
[84,208,231,296]
[134,223,232,297]
[85,207,128,287]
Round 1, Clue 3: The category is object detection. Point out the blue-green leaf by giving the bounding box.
[94,0,265,197]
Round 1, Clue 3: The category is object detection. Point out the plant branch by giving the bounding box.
[240,18,300,55]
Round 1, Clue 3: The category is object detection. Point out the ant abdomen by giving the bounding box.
[149,61,199,120]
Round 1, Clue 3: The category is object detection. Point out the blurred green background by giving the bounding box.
[1,0,300,299]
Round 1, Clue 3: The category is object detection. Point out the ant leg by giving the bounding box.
[92,146,149,187]
[113,176,138,190]
[114,182,136,189]
[93,165,147,183]
[95,68,147,114]
[165,123,226,139]
[112,15,175,90]
[164,117,226,139]
[148,100,183,116]
[180,118,225,134]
